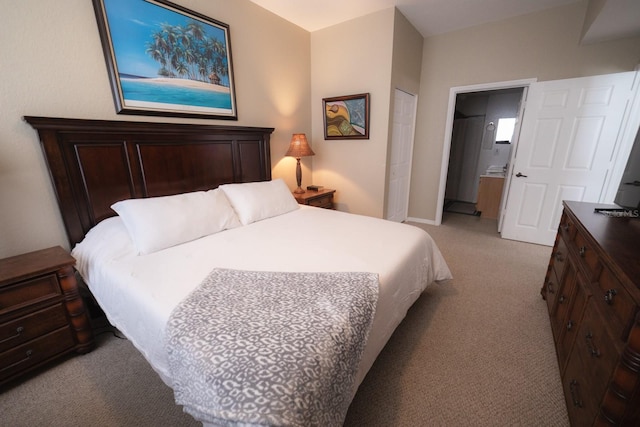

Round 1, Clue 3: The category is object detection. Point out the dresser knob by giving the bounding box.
[604,289,617,305]
[554,251,564,262]
[559,295,566,304]
[579,246,586,257]
[546,281,554,294]
[0,326,24,344]
[567,320,573,331]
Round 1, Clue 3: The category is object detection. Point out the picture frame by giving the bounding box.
[92,0,237,120]
[322,93,370,139]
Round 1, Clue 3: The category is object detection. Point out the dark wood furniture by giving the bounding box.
[541,201,640,426]
[0,246,94,386]
[294,188,336,209]
[25,116,274,246]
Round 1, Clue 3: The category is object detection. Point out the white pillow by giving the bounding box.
[111,189,241,255]
[219,179,299,225]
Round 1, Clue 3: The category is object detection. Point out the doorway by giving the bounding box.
[436,72,639,246]
[442,86,527,223]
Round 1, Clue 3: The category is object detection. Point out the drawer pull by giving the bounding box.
[546,280,555,294]
[585,332,600,358]
[579,246,586,257]
[0,349,33,373]
[554,251,564,262]
[559,295,566,304]
[0,326,24,344]
[569,380,583,408]
[604,289,617,305]
[567,320,573,331]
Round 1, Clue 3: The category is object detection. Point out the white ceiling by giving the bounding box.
[249,0,640,40]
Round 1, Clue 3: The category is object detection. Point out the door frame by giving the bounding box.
[435,78,537,225]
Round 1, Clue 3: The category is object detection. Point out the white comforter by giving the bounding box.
[72,206,452,403]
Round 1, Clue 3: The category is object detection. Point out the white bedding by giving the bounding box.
[72,205,452,407]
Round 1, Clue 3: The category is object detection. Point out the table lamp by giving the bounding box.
[285,133,315,194]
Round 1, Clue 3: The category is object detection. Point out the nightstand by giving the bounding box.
[0,246,94,386]
[294,188,336,209]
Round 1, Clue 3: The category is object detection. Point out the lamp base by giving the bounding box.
[293,187,305,194]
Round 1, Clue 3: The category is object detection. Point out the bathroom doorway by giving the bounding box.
[443,86,525,225]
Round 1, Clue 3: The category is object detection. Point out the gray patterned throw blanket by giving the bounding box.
[165,268,379,427]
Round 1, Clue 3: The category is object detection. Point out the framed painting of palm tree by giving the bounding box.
[93,0,237,120]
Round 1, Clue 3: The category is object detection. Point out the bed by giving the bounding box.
[26,116,452,426]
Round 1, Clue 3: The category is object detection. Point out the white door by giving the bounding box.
[498,86,528,232]
[501,72,637,246]
[387,89,417,222]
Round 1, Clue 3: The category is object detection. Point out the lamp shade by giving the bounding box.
[285,133,315,158]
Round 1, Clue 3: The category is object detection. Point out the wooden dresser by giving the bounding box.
[541,201,640,425]
[0,246,94,386]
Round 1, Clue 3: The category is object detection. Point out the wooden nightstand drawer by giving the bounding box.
[0,275,61,315]
[0,327,75,383]
[307,196,333,208]
[294,188,336,210]
[0,304,68,353]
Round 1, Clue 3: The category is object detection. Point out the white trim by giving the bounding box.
[406,216,437,225]
[435,78,537,225]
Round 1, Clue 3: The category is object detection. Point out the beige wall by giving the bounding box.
[0,0,311,258]
[310,9,395,217]
[410,0,640,222]
[4,0,640,258]
[384,10,424,216]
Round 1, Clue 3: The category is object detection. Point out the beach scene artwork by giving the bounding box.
[98,0,236,118]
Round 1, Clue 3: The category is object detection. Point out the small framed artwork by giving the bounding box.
[322,93,370,139]
[92,0,237,120]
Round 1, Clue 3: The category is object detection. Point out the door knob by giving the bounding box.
[516,172,528,177]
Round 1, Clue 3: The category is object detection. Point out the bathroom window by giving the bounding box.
[495,118,516,144]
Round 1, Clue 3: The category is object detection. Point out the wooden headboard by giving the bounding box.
[25,116,274,246]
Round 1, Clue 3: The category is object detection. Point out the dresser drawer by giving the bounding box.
[557,267,586,372]
[0,274,61,315]
[562,300,620,426]
[0,326,75,382]
[543,266,562,316]
[558,211,577,241]
[551,237,569,283]
[0,304,68,353]
[593,265,637,341]
[571,230,599,280]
